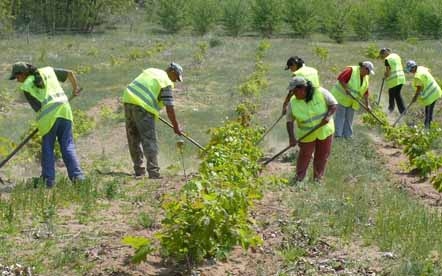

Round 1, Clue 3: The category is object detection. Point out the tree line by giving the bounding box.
[1,0,442,42]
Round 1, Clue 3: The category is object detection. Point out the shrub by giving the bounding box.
[220,0,250,36]
[320,0,353,43]
[250,0,283,37]
[415,0,442,39]
[284,0,318,38]
[156,0,187,33]
[187,0,219,35]
[350,1,380,41]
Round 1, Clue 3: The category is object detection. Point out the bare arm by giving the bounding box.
[66,71,81,96]
[282,90,294,115]
[321,104,337,125]
[166,105,183,135]
[286,121,296,146]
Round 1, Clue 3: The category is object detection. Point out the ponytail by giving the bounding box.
[304,81,314,103]
[26,64,44,89]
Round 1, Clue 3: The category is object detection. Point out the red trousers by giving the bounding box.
[296,135,333,181]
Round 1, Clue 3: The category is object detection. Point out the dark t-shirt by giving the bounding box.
[24,68,70,112]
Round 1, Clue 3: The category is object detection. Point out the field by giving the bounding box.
[1,14,442,276]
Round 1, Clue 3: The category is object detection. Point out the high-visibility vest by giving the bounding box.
[122,68,173,117]
[331,66,369,110]
[290,87,334,143]
[293,65,320,88]
[385,53,406,89]
[412,66,442,106]
[20,67,72,136]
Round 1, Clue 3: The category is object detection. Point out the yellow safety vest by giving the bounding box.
[331,66,369,110]
[292,65,320,88]
[20,67,72,136]
[290,87,334,143]
[385,53,406,89]
[122,68,173,117]
[412,66,442,106]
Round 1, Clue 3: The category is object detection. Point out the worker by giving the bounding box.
[9,62,85,188]
[286,76,337,183]
[123,63,183,179]
[404,60,442,128]
[379,48,406,114]
[331,61,374,138]
[282,56,320,115]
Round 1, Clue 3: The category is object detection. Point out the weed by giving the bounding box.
[364,43,379,59]
[314,46,329,62]
[137,212,154,229]
[104,179,120,200]
[279,245,306,264]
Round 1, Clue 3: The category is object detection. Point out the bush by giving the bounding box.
[415,0,442,39]
[187,0,219,35]
[156,0,187,33]
[320,0,353,43]
[284,0,318,38]
[350,1,379,41]
[220,0,250,36]
[376,0,417,40]
[250,0,283,37]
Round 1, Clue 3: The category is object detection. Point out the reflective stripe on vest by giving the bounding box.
[37,102,66,120]
[331,66,368,110]
[290,88,334,142]
[414,66,442,106]
[385,53,405,88]
[41,92,67,105]
[20,67,72,136]
[128,80,160,111]
[122,68,172,116]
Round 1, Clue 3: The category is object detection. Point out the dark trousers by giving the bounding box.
[424,100,437,128]
[296,135,333,181]
[124,103,160,177]
[388,84,405,114]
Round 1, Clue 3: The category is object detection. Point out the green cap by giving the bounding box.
[9,62,29,80]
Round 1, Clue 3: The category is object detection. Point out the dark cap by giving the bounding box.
[9,62,29,80]
[378,48,391,58]
[285,56,304,70]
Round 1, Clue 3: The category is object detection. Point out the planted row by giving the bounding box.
[362,108,442,191]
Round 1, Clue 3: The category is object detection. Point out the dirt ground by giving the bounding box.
[369,132,442,208]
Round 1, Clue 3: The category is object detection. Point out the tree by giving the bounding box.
[284,0,318,38]
[250,0,283,37]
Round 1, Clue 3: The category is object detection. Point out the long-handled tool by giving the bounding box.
[262,122,324,166]
[376,78,385,106]
[256,114,284,145]
[347,91,385,125]
[0,91,80,169]
[176,139,187,182]
[392,100,415,127]
[158,116,204,150]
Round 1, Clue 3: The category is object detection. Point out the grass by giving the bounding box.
[278,126,442,275]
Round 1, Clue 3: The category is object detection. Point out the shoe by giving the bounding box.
[148,174,163,179]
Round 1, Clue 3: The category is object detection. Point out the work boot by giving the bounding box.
[148,173,163,179]
[134,167,146,177]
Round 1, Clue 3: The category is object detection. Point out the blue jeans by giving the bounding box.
[334,104,355,138]
[41,118,84,187]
